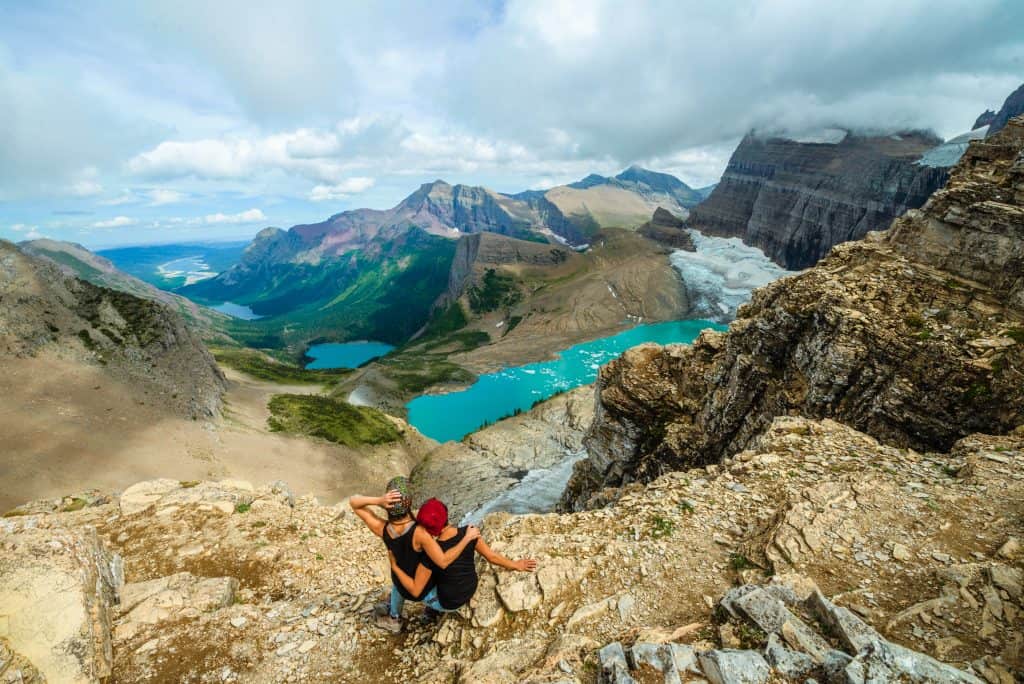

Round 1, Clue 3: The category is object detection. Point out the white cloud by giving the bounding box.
[309,177,376,201]
[92,216,136,228]
[11,223,31,232]
[25,227,44,239]
[204,208,266,224]
[100,191,140,206]
[148,188,186,205]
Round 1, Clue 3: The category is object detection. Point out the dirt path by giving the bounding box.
[0,354,435,512]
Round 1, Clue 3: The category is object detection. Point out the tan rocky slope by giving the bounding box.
[0,240,226,419]
[2,417,1020,682]
[563,117,1024,510]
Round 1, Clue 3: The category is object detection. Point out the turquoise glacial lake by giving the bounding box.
[407,319,725,443]
[305,341,396,369]
[210,301,262,320]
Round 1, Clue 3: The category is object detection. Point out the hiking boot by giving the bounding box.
[374,613,403,634]
[419,607,441,626]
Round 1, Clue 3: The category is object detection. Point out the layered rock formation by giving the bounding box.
[637,207,696,250]
[986,82,1024,137]
[3,415,1020,681]
[687,130,949,269]
[565,117,1024,510]
[0,241,226,418]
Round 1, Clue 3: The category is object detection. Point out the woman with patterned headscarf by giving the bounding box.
[349,477,478,633]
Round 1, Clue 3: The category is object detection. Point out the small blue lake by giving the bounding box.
[305,341,396,369]
[210,301,263,320]
[407,319,725,443]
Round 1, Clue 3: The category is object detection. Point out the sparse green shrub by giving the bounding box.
[267,394,401,447]
[904,313,925,329]
[650,515,675,539]
[235,502,251,514]
[729,553,754,571]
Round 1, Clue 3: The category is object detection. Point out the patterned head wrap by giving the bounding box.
[385,476,412,521]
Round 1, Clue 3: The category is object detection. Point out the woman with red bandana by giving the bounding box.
[390,498,537,618]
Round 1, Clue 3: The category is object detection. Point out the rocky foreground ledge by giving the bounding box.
[1,416,1020,682]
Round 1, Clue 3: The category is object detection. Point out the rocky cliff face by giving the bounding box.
[986,82,1024,137]
[0,241,226,418]
[3,416,1019,682]
[687,130,949,269]
[565,117,1024,511]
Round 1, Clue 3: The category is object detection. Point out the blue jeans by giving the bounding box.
[389,586,405,618]
[421,587,458,613]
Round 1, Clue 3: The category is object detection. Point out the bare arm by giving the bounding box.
[389,552,433,596]
[474,536,537,572]
[417,526,480,570]
[348,491,401,537]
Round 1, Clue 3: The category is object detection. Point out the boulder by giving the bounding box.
[119,478,180,515]
[631,642,681,684]
[842,640,983,684]
[764,633,815,678]
[698,649,770,684]
[598,642,635,684]
[806,590,882,652]
[0,525,120,682]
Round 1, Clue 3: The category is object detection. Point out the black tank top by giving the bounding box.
[382,521,433,600]
[425,526,478,610]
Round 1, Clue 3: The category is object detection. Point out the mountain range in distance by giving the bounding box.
[177,166,705,350]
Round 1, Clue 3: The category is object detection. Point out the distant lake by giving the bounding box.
[407,319,725,443]
[305,341,396,369]
[210,301,262,320]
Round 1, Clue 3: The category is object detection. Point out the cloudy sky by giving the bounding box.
[1,1,1022,248]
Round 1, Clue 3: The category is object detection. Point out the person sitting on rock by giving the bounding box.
[389,497,537,620]
[349,478,478,633]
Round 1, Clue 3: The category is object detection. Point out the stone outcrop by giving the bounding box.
[687,130,949,269]
[600,574,983,684]
[564,117,1024,510]
[638,207,696,250]
[986,82,1024,137]
[0,524,122,683]
[0,241,226,418]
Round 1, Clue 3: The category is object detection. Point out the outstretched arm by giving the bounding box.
[389,552,434,597]
[417,526,480,569]
[474,537,537,572]
[348,491,401,537]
